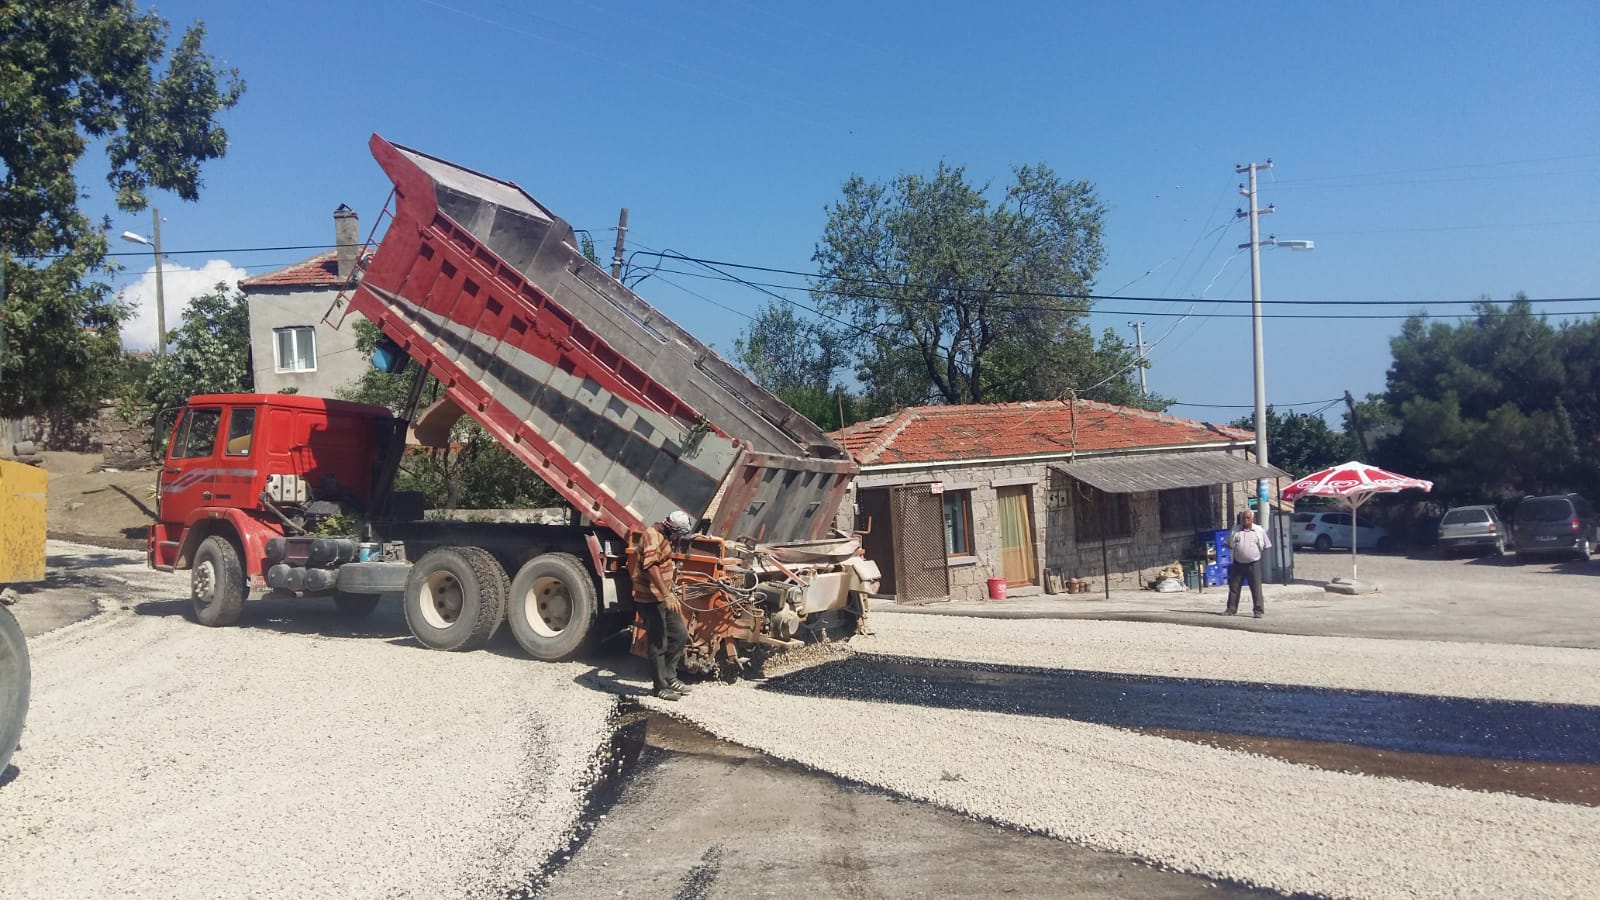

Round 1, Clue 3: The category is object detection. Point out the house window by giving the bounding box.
[943,490,974,556]
[274,326,317,373]
[1074,483,1132,542]
[1160,486,1212,533]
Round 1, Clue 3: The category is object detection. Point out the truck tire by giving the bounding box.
[0,606,28,774]
[192,535,246,627]
[506,553,598,661]
[332,591,381,616]
[403,547,505,651]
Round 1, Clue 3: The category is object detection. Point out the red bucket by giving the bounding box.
[986,577,1007,601]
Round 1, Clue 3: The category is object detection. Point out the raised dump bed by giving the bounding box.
[346,135,855,543]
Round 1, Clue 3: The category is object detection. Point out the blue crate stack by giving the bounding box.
[1199,528,1231,586]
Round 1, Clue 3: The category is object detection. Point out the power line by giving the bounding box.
[634,250,1599,308]
[1168,397,1342,410]
[640,264,1600,317]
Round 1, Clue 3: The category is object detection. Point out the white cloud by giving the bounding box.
[118,259,248,352]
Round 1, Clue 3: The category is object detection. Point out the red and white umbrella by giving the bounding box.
[1281,461,1433,582]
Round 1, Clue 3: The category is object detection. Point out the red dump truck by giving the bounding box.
[148,135,880,676]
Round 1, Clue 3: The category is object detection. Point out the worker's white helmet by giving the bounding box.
[663,510,694,538]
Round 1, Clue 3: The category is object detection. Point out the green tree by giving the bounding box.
[338,321,561,510]
[1231,407,1357,479]
[810,162,1159,414]
[0,1,244,417]
[1377,296,1587,503]
[732,301,864,430]
[136,282,253,414]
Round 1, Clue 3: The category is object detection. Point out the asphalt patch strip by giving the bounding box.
[758,653,1600,765]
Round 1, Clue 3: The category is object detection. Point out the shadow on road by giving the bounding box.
[761,654,1600,765]
[132,595,413,641]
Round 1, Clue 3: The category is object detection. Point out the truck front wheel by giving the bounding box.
[507,553,598,661]
[0,606,28,773]
[403,547,505,651]
[192,535,246,627]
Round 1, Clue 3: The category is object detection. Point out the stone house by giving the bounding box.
[832,400,1288,602]
[239,205,370,397]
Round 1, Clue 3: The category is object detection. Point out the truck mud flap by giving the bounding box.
[336,562,412,595]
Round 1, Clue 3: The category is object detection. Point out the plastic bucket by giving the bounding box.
[986,577,1007,601]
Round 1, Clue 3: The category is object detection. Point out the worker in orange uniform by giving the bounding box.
[631,510,695,700]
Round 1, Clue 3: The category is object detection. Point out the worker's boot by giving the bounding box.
[653,685,684,701]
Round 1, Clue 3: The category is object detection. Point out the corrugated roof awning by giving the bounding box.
[1053,452,1290,494]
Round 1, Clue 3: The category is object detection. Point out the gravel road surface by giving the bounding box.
[2,543,616,899]
[5,541,1598,898]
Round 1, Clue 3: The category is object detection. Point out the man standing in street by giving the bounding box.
[631,510,696,700]
[1226,509,1272,618]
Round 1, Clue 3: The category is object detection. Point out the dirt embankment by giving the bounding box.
[40,451,157,550]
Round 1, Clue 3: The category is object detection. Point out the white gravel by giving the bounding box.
[3,544,616,899]
[653,614,1600,899]
[10,542,1600,898]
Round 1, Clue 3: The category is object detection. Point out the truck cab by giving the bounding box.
[149,393,397,585]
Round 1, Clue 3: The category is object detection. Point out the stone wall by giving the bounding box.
[2,401,155,467]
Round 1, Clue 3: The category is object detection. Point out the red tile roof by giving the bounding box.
[239,251,343,289]
[831,400,1251,466]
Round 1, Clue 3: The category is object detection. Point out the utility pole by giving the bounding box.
[1344,390,1371,458]
[151,206,166,355]
[1236,160,1274,529]
[1127,321,1148,396]
[610,208,629,281]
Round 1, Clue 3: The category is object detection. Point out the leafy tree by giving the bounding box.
[1377,296,1592,504]
[0,1,244,417]
[0,249,124,420]
[733,301,864,430]
[809,162,1160,414]
[338,321,561,510]
[1231,406,1357,479]
[130,283,253,415]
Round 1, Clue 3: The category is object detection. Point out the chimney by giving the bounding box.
[334,204,359,279]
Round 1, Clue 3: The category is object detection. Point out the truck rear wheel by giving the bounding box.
[192,535,246,627]
[403,547,505,651]
[0,606,28,773]
[506,553,598,661]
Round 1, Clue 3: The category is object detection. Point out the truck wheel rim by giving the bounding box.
[523,576,571,637]
[193,560,216,609]
[419,572,464,629]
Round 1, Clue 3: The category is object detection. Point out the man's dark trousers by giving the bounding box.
[1225,559,1265,616]
[637,600,687,687]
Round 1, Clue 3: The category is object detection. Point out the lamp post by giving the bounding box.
[120,206,166,355]
[1236,160,1313,577]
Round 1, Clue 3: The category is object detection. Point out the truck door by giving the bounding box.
[159,406,224,523]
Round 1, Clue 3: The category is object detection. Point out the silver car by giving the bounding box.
[1437,505,1511,557]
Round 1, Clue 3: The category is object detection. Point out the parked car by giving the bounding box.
[1437,505,1512,557]
[1512,494,1598,561]
[1290,510,1392,551]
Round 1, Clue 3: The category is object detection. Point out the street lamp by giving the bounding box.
[121,206,166,355]
[1236,159,1313,578]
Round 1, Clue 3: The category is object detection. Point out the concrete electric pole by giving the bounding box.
[1128,320,1148,396]
[610,208,629,280]
[120,207,167,355]
[1236,160,1274,527]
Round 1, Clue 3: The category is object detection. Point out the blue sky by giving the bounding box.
[107,0,1597,424]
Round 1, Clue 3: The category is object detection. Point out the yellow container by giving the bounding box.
[0,459,47,584]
